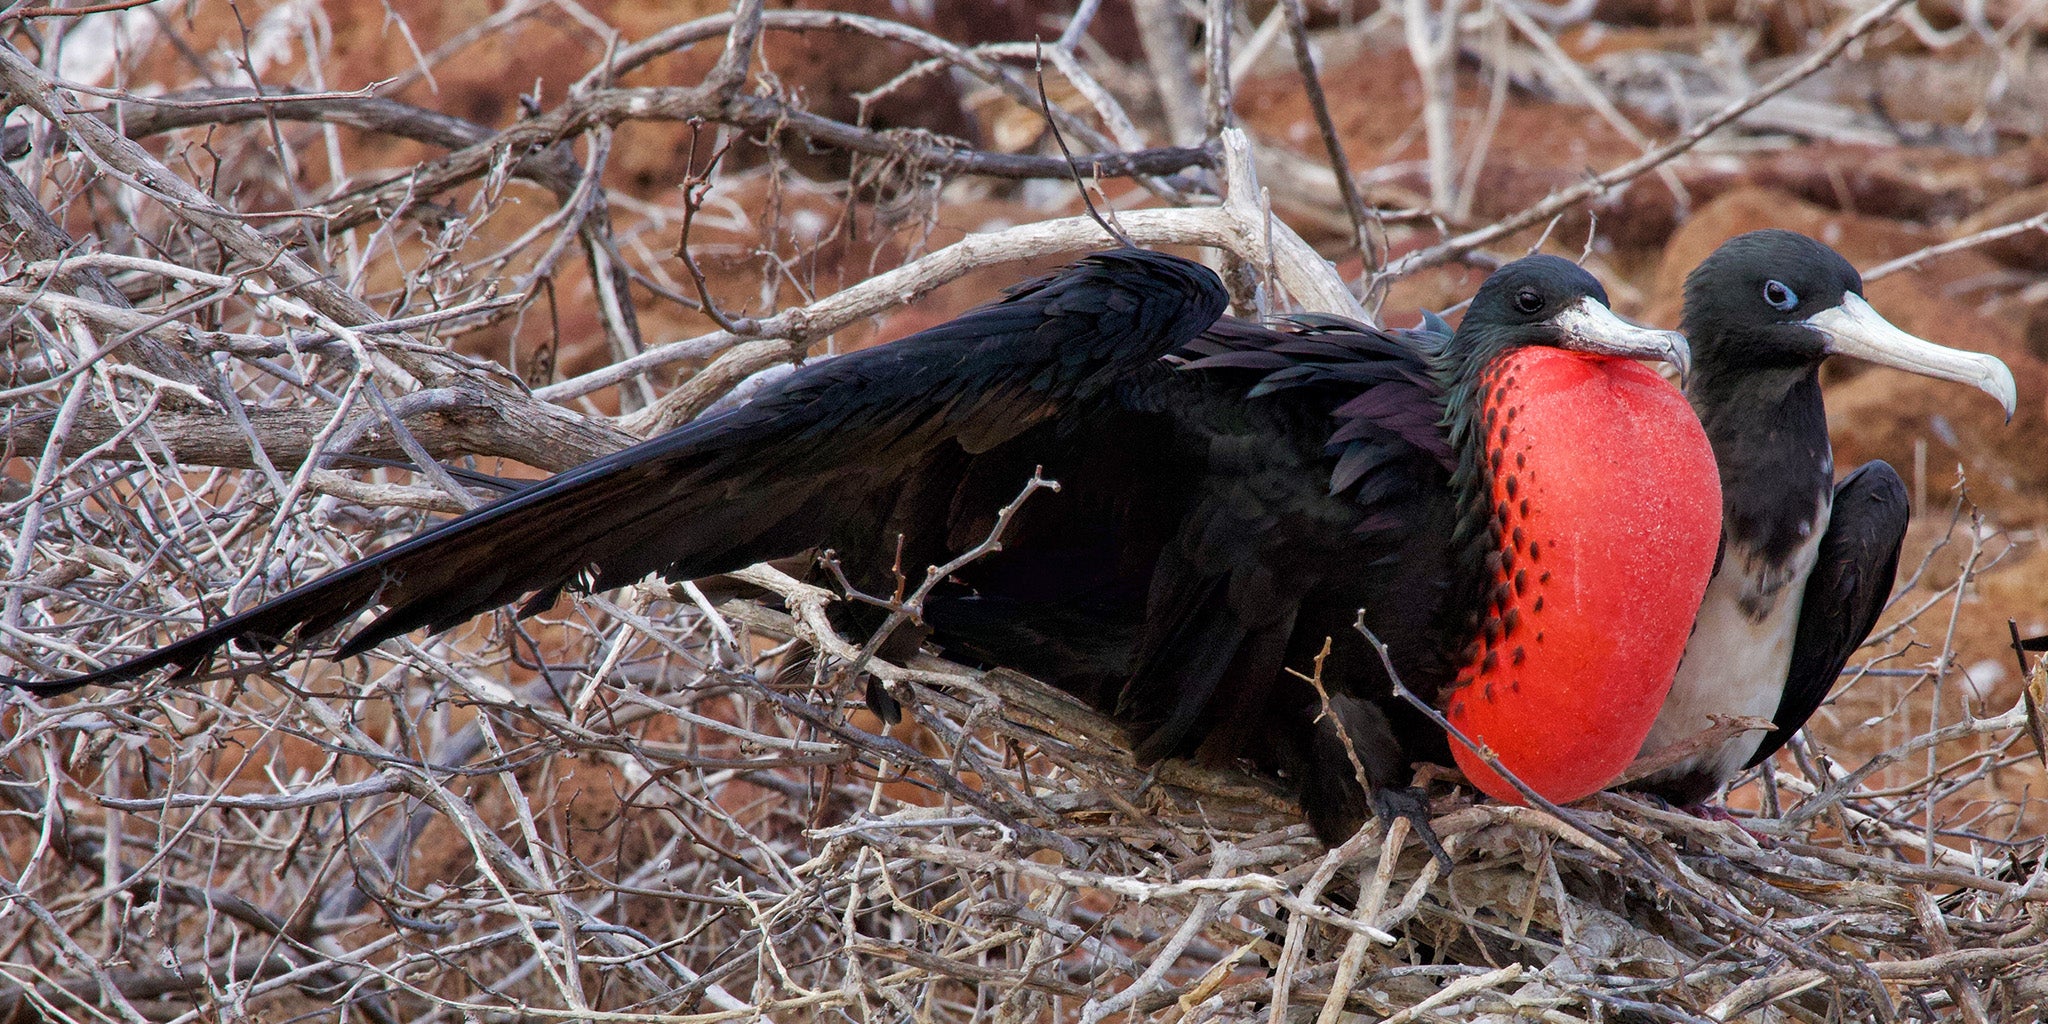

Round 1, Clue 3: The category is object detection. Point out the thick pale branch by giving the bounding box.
[11,129,1320,474]
[103,86,1216,204]
[3,399,601,474]
[553,130,1359,409]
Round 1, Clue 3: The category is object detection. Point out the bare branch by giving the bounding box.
[1281,0,1381,277]
[1377,0,1915,282]
[4,6,2043,1023]
[1864,210,2048,281]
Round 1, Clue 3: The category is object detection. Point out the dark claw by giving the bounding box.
[864,676,903,725]
[1369,785,1452,872]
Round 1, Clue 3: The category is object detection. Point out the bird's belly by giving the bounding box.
[1637,523,1828,794]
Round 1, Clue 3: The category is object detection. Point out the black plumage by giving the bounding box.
[1752,462,1907,768]
[5,248,1674,842]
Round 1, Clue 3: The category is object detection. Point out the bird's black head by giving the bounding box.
[1466,253,1611,331]
[1448,253,1689,379]
[1682,229,2015,416]
[1680,229,1862,372]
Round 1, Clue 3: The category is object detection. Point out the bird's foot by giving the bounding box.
[864,676,904,726]
[1678,800,1774,842]
[1684,801,1738,823]
[1370,786,1452,872]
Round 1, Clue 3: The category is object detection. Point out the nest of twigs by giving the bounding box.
[0,515,2043,1024]
[7,0,2048,1021]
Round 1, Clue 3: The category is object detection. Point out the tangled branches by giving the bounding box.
[4,0,2048,1021]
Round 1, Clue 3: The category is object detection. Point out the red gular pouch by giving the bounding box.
[1446,347,1721,805]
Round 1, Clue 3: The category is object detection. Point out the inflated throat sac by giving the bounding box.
[1446,347,1722,805]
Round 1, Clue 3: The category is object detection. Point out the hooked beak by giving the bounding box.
[1551,297,1693,383]
[1805,293,2018,421]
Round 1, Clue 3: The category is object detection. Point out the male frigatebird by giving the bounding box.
[3,248,1719,843]
[1630,230,2018,805]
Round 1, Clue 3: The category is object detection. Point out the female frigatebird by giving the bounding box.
[1631,230,2018,805]
[3,248,1719,843]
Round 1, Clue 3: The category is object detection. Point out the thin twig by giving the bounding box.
[1864,210,2048,281]
[1281,0,1382,277]
[1377,0,1915,284]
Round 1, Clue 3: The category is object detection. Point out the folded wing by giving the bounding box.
[5,249,1227,696]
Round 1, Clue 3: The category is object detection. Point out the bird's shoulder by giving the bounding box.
[1175,313,1456,492]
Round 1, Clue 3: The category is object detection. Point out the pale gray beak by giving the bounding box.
[1805,293,2018,421]
[1552,297,1693,383]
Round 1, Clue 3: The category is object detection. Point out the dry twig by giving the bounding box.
[4,3,2045,1023]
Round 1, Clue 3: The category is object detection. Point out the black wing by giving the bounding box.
[1174,313,1453,480]
[1745,460,1908,768]
[1111,315,1459,815]
[5,249,1226,696]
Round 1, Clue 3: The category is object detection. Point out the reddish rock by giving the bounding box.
[1590,0,1840,57]
[1956,184,2048,269]
[1558,22,1723,61]
[1734,144,2021,224]
[2026,301,2048,365]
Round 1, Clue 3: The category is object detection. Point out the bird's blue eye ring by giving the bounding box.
[1763,280,1798,312]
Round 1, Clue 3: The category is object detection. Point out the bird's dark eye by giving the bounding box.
[1513,289,1543,315]
[1763,280,1798,312]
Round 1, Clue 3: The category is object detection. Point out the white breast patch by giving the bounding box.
[1635,498,1831,792]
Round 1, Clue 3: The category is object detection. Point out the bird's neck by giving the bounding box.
[1688,362,1835,568]
[1437,347,1519,613]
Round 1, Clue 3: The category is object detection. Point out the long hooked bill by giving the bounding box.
[1806,292,2018,421]
[1551,297,1693,382]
